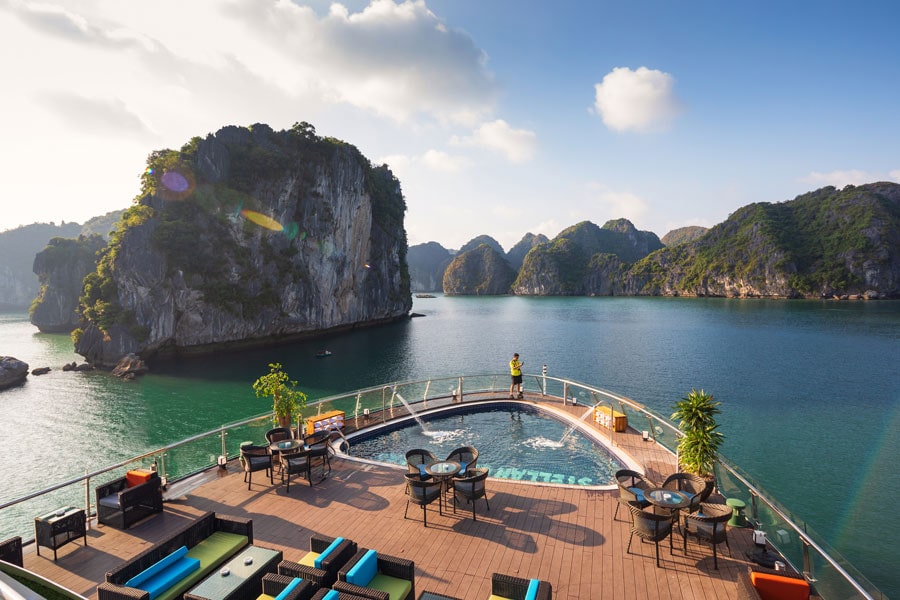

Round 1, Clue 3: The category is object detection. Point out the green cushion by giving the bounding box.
[151,532,248,600]
[369,573,411,600]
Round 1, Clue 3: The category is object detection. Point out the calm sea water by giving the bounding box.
[1,297,898,596]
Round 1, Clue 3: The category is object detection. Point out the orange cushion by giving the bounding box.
[750,571,810,600]
[126,470,153,487]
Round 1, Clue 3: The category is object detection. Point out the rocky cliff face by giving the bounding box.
[0,222,83,309]
[31,235,106,332]
[507,233,549,270]
[513,219,662,295]
[407,241,452,292]
[75,123,411,367]
[443,244,516,295]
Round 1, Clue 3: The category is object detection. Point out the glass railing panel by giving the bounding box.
[157,437,222,482]
[0,483,89,542]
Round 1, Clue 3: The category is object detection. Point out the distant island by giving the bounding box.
[409,182,899,299]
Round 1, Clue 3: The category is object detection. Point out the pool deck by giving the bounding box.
[16,394,770,599]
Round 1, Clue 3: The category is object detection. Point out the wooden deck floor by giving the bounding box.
[18,397,765,600]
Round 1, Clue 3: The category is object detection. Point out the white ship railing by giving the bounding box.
[0,373,883,599]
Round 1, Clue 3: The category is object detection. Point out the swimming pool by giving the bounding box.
[346,402,627,486]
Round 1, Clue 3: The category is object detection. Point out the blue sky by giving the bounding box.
[2,0,898,250]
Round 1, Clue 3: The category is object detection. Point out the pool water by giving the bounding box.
[348,404,624,486]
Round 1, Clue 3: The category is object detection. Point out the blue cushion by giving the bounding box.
[137,557,200,600]
[314,537,344,569]
[273,578,303,600]
[345,549,377,586]
[524,579,540,600]
[417,464,428,478]
[126,546,189,589]
[628,487,645,502]
[321,591,339,600]
[459,461,468,472]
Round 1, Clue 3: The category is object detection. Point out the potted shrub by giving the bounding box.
[252,362,307,431]
[671,388,724,481]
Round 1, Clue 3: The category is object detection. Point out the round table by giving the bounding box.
[645,488,691,510]
[425,461,461,513]
[726,497,748,527]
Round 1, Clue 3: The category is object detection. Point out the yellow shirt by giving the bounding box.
[509,359,522,376]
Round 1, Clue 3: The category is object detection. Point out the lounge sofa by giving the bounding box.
[98,511,252,600]
[256,573,316,600]
[278,535,358,589]
[736,565,817,600]
[96,470,164,530]
[333,548,415,600]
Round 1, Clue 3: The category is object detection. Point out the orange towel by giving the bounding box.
[125,470,153,487]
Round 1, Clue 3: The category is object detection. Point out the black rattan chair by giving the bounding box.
[452,468,490,521]
[0,536,23,567]
[278,534,358,590]
[445,446,479,476]
[405,448,437,480]
[266,427,294,443]
[284,449,313,492]
[335,548,416,600]
[627,503,675,568]
[662,472,709,516]
[614,468,653,521]
[490,573,552,600]
[682,502,732,569]
[260,573,316,600]
[404,473,443,527]
[305,431,333,476]
[240,444,273,490]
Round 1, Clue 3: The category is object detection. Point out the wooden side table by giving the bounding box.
[34,507,87,560]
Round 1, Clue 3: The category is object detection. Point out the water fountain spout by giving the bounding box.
[558,404,598,444]
[394,390,431,434]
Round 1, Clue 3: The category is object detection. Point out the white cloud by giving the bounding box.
[421,149,471,172]
[890,170,900,182]
[450,119,537,163]
[801,169,878,187]
[584,183,649,224]
[593,66,681,133]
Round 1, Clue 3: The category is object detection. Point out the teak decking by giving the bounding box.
[17,398,766,600]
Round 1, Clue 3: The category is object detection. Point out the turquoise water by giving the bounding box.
[348,404,624,486]
[1,297,898,596]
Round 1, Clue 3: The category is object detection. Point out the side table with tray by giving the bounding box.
[184,545,282,600]
[34,506,87,561]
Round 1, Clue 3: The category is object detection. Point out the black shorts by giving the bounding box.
[511,374,523,384]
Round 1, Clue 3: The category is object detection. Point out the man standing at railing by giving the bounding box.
[509,353,524,399]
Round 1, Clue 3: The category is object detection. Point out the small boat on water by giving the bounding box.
[414,293,436,298]
[315,350,332,358]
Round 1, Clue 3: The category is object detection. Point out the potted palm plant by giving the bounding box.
[671,388,724,483]
[252,362,307,431]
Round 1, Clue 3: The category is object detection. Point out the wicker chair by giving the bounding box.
[278,534,358,590]
[404,473,443,527]
[283,449,313,492]
[490,573,552,600]
[260,573,316,600]
[614,469,653,521]
[445,446,479,476]
[662,472,710,515]
[682,502,732,569]
[266,427,294,443]
[240,444,273,490]
[452,468,490,521]
[626,503,675,568]
[305,431,333,476]
[334,548,416,600]
[405,448,437,480]
[0,536,23,567]
[309,589,374,600]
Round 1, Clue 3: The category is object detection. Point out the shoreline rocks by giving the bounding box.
[0,356,29,390]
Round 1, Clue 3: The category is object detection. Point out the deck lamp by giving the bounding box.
[753,529,767,548]
[642,430,650,442]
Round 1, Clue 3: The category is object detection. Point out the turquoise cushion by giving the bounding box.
[628,487,645,502]
[274,578,303,600]
[314,537,344,569]
[417,464,428,478]
[524,579,539,600]
[346,549,377,586]
[321,591,339,600]
[459,461,468,472]
[126,546,189,589]
[137,557,200,600]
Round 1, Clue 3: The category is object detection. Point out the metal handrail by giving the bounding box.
[0,372,879,599]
